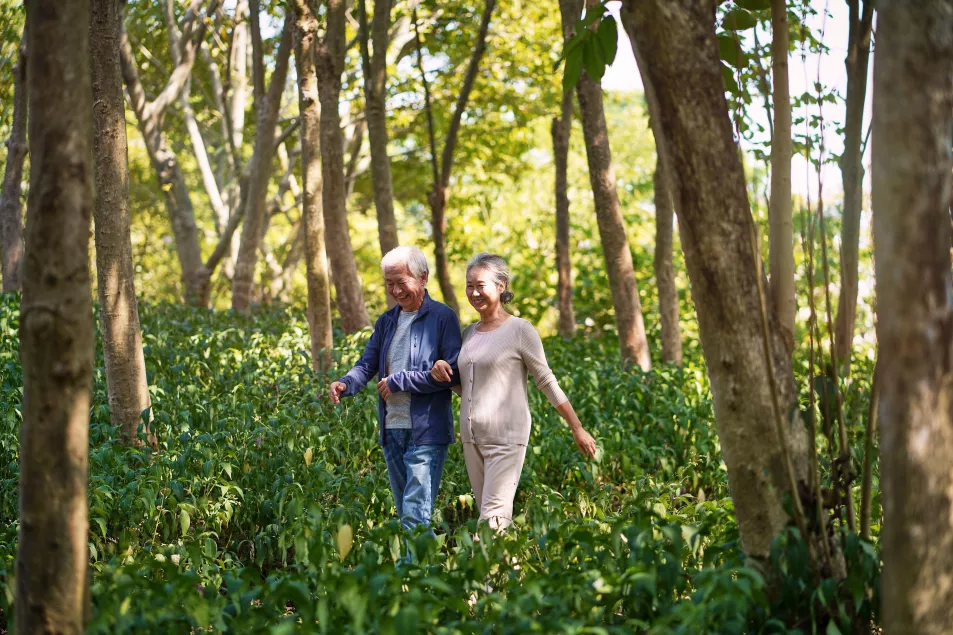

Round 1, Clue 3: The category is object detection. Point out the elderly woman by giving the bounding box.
[432,253,596,530]
[330,246,462,532]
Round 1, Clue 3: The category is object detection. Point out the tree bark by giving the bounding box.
[833,0,874,372]
[563,0,651,370]
[621,4,683,365]
[231,17,294,312]
[294,0,333,371]
[316,0,370,332]
[120,31,207,306]
[91,0,154,447]
[359,0,399,283]
[0,33,27,293]
[627,0,817,566]
[552,90,576,338]
[769,0,795,352]
[873,2,953,631]
[16,1,95,631]
[654,162,682,364]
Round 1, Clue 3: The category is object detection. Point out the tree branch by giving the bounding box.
[439,0,496,187]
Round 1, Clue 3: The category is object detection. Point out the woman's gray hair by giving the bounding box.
[381,246,429,279]
[467,252,515,304]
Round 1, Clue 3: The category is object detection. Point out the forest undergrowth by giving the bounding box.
[0,295,879,633]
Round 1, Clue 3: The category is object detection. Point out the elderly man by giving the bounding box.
[329,246,461,532]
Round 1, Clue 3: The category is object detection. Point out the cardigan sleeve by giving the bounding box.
[518,320,568,408]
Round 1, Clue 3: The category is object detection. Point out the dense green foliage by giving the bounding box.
[0,296,878,633]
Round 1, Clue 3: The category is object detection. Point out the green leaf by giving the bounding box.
[583,38,606,83]
[717,34,747,68]
[826,622,843,635]
[722,8,758,30]
[179,509,190,536]
[563,47,584,94]
[721,63,741,96]
[596,17,618,66]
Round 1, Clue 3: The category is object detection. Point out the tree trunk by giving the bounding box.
[0,33,27,293]
[359,0,399,286]
[627,0,819,566]
[654,162,682,364]
[833,0,874,372]
[222,0,250,279]
[552,90,576,338]
[769,0,795,352]
[119,34,208,306]
[563,0,650,370]
[91,0,153,448]
[294,0,333,372]
[16,1,95,631]
[873,2,953,631]
[621,3,683,365]
[316,0,370,332]
[231,17,293,312]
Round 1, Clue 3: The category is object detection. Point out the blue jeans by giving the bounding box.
[382,429,448,531]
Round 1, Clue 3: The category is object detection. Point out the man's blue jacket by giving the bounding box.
[336,291,462,446]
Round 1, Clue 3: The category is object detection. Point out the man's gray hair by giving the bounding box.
[466,252,515,304]
[381,246,430,279]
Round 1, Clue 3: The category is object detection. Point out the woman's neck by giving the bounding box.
[478,304,508,326]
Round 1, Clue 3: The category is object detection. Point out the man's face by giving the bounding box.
[384,264,427,311]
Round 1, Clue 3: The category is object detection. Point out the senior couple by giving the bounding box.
[329,246,596,533]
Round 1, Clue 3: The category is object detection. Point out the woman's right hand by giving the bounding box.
[431,360,453,383]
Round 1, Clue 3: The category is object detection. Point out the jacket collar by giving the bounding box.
[382,289,433,323]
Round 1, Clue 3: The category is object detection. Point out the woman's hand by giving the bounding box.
[431,360,453,383]
[572,427,597,459]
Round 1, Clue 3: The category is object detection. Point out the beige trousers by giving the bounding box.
[462,442,527,530]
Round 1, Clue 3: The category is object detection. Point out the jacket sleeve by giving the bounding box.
[337,318,383,397]
[388,309,463,394]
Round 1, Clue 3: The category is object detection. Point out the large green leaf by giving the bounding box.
[563,46,584,93]
[596,16,618,66]
[583,37,606,83]
[722,8,758,30]
[718,33,748,68]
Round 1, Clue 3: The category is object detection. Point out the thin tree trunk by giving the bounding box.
[249,0,265,111]
[294,0,333,370]
[413,0,496,314]
[91,0,154,448]
[552,90,576,338]
[231,17,293,312]
[222,0,249,279]
[627,0,825,569]
[769,0,795,352]
[833,0,874,372]
[316,0,370,332]
[0,33,26,293]
[563,0,651,370]
[359,0,399,293]
[654,162,682,364]
[16,0,95,630]
[873,2,953,631]
[119,35,208,306]
[621,4,683,365]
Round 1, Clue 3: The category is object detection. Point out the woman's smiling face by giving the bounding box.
[466,266,502,313]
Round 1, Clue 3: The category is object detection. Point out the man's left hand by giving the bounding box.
[377,377,393,400]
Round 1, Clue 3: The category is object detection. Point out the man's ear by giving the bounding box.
[421,272,430,286]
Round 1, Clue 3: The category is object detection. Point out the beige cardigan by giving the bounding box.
[458,317,568,445]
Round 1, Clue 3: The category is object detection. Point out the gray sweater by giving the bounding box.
[458,317,568,445]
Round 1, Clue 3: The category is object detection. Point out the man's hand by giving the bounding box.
[431,360,453,383]
[329,381,347,405]
[377,377,393,401]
